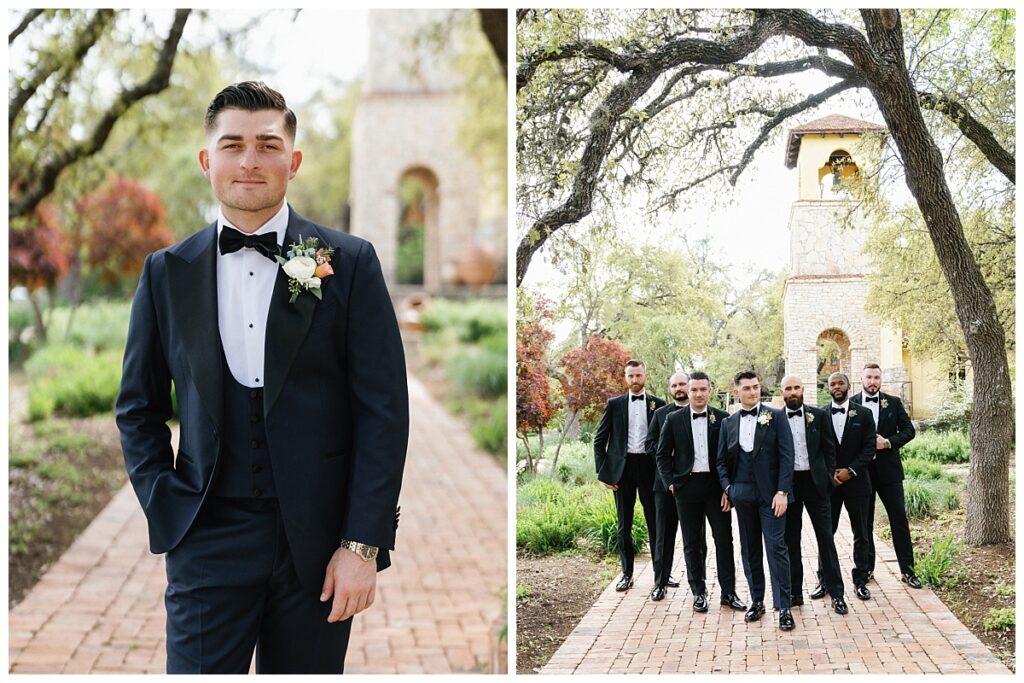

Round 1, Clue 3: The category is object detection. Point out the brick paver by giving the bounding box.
[541,510,1010,674]
[9,373,507,674]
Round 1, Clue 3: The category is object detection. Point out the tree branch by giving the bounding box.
[10,9,191,220]
[9,9,46,44]
[918,91,1014,184]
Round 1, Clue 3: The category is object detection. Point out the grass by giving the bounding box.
[983,608,1015,632]
[901,430,970,464]
[915,532,967,589]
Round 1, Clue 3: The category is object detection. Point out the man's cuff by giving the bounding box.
[847,467,857,477]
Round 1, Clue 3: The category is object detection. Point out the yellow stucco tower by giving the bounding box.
[781,114,917,410]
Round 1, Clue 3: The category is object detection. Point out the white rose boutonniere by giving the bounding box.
[649,400,656,412]
[277,235,335,303]
[757,410,772,426]
[881,398,889,409]
[805,413,814,425]
[708,413,717,424]
[848,408,857,418]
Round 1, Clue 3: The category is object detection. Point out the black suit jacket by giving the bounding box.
[716,405,795,505]
[594,392,665,485]
[851,392,915,485]
[115,208,409,591]
[824,402,875,497]
[789,405,837,499]
[645,403,683,492]
[655,405,729,492]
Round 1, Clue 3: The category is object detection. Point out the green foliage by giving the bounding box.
[915,533,966,588]
[983,608,1015,632]
[903,478,961,518]
[552,441,596,486]
[470,397,507,454]
[902,430,970,464]
[516,477,588,553]
[928,382,973,432]
[396,224,425,285]
[992,583,1015,597]
[422,299,506,344]
[901,458,959,482]
[516,584,532,600]
[26,344,122,420]
[45,300,132,353]
[449,347,507,398]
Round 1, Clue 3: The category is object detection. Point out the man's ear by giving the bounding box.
[289,149,303,179]
[198,148,210,177]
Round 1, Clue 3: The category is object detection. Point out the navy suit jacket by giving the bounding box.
[593,392,665,486]
[851,392,915,485]
[115,208,409,592]
[716,404,795,505]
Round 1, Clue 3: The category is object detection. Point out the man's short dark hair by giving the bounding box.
[733,369,759,386]
[863,362,881,371]
[688,371,711,385]
[205,81,297,141]
[625,359,645,370]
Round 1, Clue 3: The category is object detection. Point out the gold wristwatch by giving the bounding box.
[339,539,379,562]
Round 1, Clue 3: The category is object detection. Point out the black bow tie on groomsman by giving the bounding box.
[787,409,802,419]
[864,396,879,403]
[739,408,758,417]
[219,227,280,262]
[631,395,644,402]
[831,406,846,415]
[692,412,707,420]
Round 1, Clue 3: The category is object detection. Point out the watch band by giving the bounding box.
[339,539,379,562]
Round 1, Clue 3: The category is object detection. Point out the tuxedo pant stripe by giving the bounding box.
[164,496,351,673]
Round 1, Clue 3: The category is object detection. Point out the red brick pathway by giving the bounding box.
[9,374,507,673]
[541,511,1010,674]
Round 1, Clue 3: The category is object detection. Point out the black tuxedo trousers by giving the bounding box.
[785,470,845,598]
[613,452,658,578]
[673,472,731,597]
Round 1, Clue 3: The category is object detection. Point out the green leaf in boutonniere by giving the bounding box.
[276,235,336,303]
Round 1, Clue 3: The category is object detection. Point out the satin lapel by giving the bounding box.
[165,225,223,429]
[263,217,318,417]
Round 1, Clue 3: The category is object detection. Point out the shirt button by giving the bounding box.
[249,272,254,277]
[254,378,260,384]
[249,323,254,328]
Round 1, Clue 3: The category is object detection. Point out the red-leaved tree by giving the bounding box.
[551,336,631,475]
[77,175,175,286]
[516,296,560,472]
[9,203,70,342]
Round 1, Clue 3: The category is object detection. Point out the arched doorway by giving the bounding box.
[817,148,860,199]
[396,167,439,286]
[817,327,852,403]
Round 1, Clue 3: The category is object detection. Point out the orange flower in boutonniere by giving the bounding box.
[276,236,335,303]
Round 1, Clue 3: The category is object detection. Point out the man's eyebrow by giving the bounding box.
[216,134,285,143]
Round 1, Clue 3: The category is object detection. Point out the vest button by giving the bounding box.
[250,390,258,399]
[251,439,260,448]
[252,464,262,473]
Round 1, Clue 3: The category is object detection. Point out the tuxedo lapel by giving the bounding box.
[165,224,224,429]
[752,406,767,455]
[263,213,318,417]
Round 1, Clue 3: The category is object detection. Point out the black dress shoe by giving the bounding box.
[721,593,747,611]
[809,583,827,599]
[854,583,871,600]
[666,576,680,588]
[779,608,795,631]
[902,573,923,589]
[744,601,765,622]
[790,594,804,607]
[650,585,667,601]
[616,575,634,592]
[693,594,709,612]
[831,596,849,615]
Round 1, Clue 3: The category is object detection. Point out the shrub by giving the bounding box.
[901,430,969,464]
[27,344,122,420]
[471,397,506,454]
[929,382,972,432]
[449,347,507,398]
[46,300,132,353]
[902,458,958,482]
[422,299,505,344]
[903,478,960,518]
[552,441,596,486]
[915,533,966,588]
[983,608,1015,632]
[582,492,648,555]
[516,480,588,554]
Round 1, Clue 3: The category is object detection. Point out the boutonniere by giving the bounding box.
[276,236,335,303]
[805,413,814,425]
[880,398,889,409]
[708,413,717,424]
[848,408,857,418]
[648,400,656,412]
[757,410,772,426]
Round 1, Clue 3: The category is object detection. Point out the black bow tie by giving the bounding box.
[219,227,280,262]
[739,408,758,418]
[864,396,879,403]
[831,406,846,415]
[631,395,644,402]
[787,409,802,418]
[692,412,707,420]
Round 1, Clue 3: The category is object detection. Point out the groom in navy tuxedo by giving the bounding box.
[116,82,409,673]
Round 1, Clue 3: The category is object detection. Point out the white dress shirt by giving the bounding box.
[216,203,289,388]
[788,408,811,471]
[626,392,648,453]
[862,391,881,428]
[738,404,759,452]
[830,399,850,444]
[690,409,710,472]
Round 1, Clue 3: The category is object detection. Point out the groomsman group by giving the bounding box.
[594,360,919,632]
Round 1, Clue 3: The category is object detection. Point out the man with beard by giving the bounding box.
[716,371,794,631]
[644,372,689,601]
[657,371,744,614]
[817,372,876,601]
[852,363,921,589]
[780,375,848,615]
[594,360,666,591]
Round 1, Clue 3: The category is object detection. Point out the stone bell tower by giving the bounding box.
[781,114,909,404]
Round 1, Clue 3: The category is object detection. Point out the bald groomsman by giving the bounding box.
[644,372,690,601]
[780,375,848,615]
[816,371,876,602]
[852,363,921,588]
[594,360,666,591]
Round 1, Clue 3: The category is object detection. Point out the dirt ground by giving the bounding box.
[516,551,619,674]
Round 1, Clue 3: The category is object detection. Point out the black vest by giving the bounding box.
[735,447,756,484]
[212,355,277,498]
